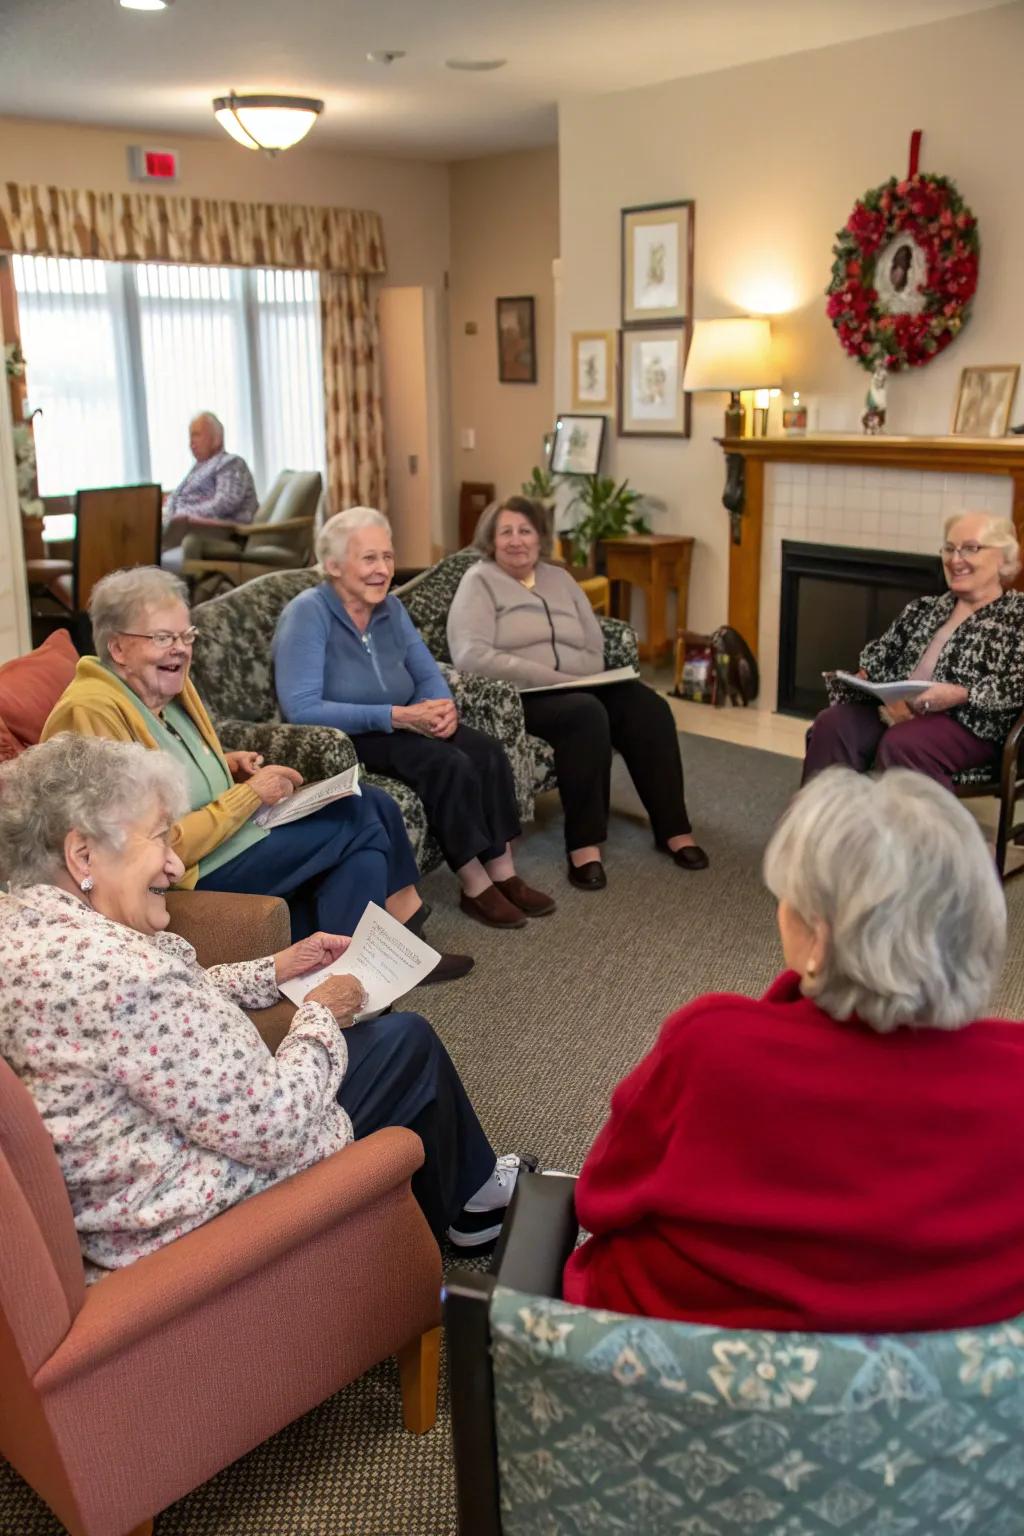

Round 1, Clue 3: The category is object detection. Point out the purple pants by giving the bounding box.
[801,702,995,791]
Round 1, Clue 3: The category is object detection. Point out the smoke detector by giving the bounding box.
[367,50,406,65]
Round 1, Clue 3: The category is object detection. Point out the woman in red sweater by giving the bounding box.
[563,765,1024,1332]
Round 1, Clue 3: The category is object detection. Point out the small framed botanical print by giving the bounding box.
[951,365,1019,437]
[549,414,607,476]
[571,330,615,410]
[618,326,691,438]
[621,201,694,328]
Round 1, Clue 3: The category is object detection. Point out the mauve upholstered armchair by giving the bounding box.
[0,889,443,1536]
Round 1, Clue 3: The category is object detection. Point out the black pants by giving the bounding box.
[522,680,692,851]
[352,724,521,872]
[338,1010,496,1240]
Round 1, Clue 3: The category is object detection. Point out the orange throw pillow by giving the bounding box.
[0,629,79,750]
[0,711,21,761]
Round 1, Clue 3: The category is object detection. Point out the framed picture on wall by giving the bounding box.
[951,365,1019,437]
[621,201,694,328]
[618,326,691,438]
[570,331,615,410]
[496,295,537,383]
[549,414,607,476]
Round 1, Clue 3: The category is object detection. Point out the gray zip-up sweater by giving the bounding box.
[447,559,605,689]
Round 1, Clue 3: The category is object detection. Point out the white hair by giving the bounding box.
[0,734,188,888]
[763,767,1005,1032]
[89,566,189,660]
[944,510,1021,582]
[193,410,225,448]
[316,507,392,568]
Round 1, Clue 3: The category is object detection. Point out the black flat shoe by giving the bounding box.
[421,951,475,984]
[567,858,607,890]
[671,845,710,871]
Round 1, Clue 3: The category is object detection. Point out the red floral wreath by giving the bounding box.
[826,172,979,371]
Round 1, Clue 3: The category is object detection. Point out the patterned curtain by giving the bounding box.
[321,272,387,516]
[0,182,386,276]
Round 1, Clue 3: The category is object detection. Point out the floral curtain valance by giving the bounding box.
[0,181,386,275]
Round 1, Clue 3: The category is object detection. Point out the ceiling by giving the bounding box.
[0,0,1012,160]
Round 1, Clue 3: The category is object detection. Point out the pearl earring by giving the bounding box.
[805,959,817,978]
[80,876,94,894]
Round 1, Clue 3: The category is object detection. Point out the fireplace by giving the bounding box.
[777,541,944,716]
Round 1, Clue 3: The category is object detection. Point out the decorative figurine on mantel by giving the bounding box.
[861,366,887,435]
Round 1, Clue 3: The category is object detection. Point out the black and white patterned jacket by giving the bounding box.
[826,590,1024,744]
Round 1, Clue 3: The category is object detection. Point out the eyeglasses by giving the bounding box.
[940,542,994,559]
[118,628,199,649]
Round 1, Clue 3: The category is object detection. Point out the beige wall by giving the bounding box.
[448,147,559,518]
[559,3,1024,633]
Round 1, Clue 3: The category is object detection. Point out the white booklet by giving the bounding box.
[253,763,361,829]
[278,901,440,1015]
[832,671,930,704]
[521,664,640,695]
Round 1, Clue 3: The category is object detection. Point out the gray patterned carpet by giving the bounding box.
[5,733,1024,1535]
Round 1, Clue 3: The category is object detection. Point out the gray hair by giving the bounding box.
[0,734,188,888]
[316,507,392,568]
[89,566,189,660]
[763,767,1005,1032]
[944,510,1021,582]
[193,410,225,448]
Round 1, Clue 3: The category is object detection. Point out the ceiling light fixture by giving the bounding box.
[120,0,173,10]
[213,92,324,155]
[444,58,507,72]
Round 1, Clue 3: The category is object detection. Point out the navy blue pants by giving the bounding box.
[338,1010,496,1239]
[196,786,420,940]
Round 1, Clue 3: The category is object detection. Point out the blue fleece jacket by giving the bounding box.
[272,583,452,736]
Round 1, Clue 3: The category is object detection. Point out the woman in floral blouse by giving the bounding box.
[803,511,1024,790]
[0,735,518,1279]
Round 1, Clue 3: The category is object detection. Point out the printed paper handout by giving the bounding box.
[278,901,440,1016]
[254,763,361,829]
[521,665,640,695]
[832,671,931,704]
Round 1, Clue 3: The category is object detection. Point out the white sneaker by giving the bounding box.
[464,1152,521,1213]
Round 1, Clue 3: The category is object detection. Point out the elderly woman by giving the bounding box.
[564,767,1024,1331]
[273,507,555,931]
[41,567,470,982]
[446,497,707,889]
[803,510,1024,789]
[163,409,258,546]
[0,736,519,1274]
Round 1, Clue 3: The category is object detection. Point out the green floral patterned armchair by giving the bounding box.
[446,1173,1024,1536]
[397,551,640,794]
[189,565,537,872]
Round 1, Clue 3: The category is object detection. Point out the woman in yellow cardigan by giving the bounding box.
[42,567,470,978]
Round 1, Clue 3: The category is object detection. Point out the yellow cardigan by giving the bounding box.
[41,658,261,889]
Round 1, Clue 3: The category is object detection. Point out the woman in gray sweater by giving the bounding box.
[447,497,707,889]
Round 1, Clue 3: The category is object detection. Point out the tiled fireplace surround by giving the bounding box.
[757,463,1014,712]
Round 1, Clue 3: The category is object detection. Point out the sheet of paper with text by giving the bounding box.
[277,901,440,1012]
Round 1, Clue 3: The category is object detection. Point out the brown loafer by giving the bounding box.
[421,951,475,984]
[459,885,527,929]
[493,875,557,917]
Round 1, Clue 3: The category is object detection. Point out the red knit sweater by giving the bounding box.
[563,972,1024,1331]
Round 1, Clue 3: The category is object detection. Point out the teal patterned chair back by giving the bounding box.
[191,568,320,722]
[489,1286,1024,1536]
[394,550,482,663]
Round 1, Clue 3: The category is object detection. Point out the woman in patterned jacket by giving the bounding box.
[802,511,1024,790]
[0,735,520,1278]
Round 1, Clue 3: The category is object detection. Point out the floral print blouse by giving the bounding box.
[827,589,1024,743]
[0,885,352,1280]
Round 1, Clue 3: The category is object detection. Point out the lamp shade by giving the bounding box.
[682,318,777,392]
[213,94,324,154]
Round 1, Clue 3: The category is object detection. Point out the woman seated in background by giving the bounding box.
[803,511,1024,790]
[446,497,706,889]
[42,566,470,982]
[565,766,1024,1331]
[273,507,555,932]
[0,736,519,1273]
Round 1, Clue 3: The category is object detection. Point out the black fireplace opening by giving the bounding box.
[777,541,945,717]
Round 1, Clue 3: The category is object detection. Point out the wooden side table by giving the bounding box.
[602,534,694,660]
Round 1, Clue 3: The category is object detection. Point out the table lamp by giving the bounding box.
[682,317,778,437]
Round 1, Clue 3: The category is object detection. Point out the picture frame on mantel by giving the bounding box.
[951,364,1019,438]
[496,295,537,383]
[618,325,691,438]
[621,200,694,328]
[570,330,615,410]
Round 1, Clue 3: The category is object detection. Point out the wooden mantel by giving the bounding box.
[716,433,1024,656]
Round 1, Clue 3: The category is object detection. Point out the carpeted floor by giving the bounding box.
[5,733,1024,1536]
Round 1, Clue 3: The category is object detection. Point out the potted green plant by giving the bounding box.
[564,474,650,571]
[520,465,558,510]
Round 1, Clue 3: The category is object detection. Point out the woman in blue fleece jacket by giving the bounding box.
[272,507,555,931]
